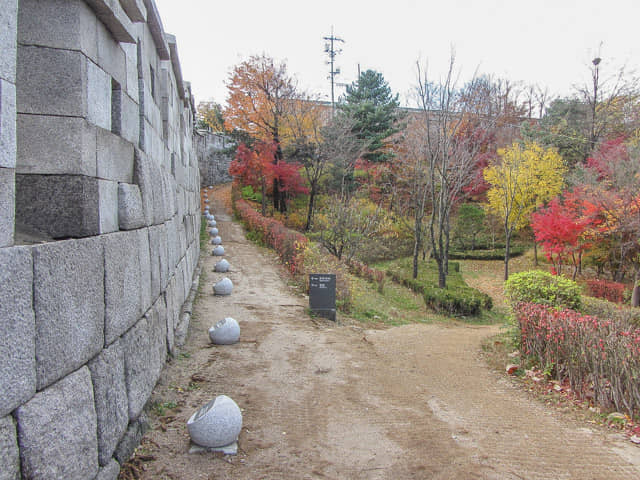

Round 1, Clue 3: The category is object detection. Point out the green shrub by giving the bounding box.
[240,185,262,203]
[449,245,525,260]
[504,270,582,310]
[580,296,640,328]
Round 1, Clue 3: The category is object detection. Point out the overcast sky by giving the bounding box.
[153,0,640,108]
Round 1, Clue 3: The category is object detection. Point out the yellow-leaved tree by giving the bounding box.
[484,141,566,280]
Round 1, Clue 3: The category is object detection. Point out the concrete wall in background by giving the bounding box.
[0,1,200,478]
[195,129,234,187]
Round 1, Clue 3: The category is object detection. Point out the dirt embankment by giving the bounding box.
[130,185,640,480]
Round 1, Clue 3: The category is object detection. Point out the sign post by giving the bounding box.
[309,274,336,321]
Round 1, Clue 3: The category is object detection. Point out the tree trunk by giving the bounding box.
[305,187,316,231]
[632,271,640,308]
[504,230,511,281]
[412,224,421,280]
[437,257,446,288]
[533,241,539,266]
[260,179,267,217]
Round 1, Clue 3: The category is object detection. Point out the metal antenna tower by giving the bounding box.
[323,26,344,115]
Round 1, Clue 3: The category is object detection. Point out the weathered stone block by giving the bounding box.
[164,276,176,355]
[208,318,240,345]
[16,174,101,238]
[17,114,96,176]
[122,312,163,420]
[150,295,168,375]
[17,46,86,117]
[133,149,154,226]
[32,237,104,389]
[213,277,233,296]
[17,0,98,62]
[120,0,146,22]
[85,0,135,44]
[165,216,179,270]
[0,246,35,416]
[187,395,242,448]
[118,183,144,230]
[88,340,128,466]
[99,179,119,234]
[94,459,121,480]
[113,414,148,464]
[0,167,14,247]
[87,60,111,130]
[0,415,20,480]
[137,227,152,314]
[149,223,169,293]
[0,0,17,83]
[103,230,141,344]
[174,258,185,309]
[122,42,138,103]
[120,91,139,144]
[96,18,127,87]
[97,127,134,182]
[0,80,16,169]
[16,367,99,480]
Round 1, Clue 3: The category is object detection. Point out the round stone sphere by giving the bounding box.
[208,220,217,227]
[187,395,242,448]
[208,317,240,345]
[209,227,219,236]
[212,246,225,256]
[213,277,233,295]
[211,236,222,245]
[214,259,230,273]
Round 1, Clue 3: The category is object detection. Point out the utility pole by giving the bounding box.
[323,26,344,116]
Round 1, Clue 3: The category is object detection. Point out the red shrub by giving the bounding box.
[514,302,640,415]
[234,198,307,275]
[585,279,627,304]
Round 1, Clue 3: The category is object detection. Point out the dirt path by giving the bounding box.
[134,186,640,479]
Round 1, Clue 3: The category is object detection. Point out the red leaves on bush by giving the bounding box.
[585,279,628,304]
[515,302,640,415]
[234,198,307,275]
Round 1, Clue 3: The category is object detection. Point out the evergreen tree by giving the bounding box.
[338,69,401,163]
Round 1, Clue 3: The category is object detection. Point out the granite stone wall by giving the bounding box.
[195,130,234,187]
[0,1,200,479]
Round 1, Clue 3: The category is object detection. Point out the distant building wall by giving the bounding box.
[0,1,200,479]
[195,129,234,186]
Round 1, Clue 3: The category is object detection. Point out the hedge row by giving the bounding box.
[584,279,628,304]
[234,199,307,275]
[449,245,525,260]
[515,302,640,415]
[386,269,492,317]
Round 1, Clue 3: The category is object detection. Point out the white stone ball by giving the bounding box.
[214,259,230,273]
[208,317,240,345]
[208,220,217,227]
[187,395,242,448]
[209,227,219,236]
[212,246,225,256]
[213,277,233,295]
[211,236,222,245]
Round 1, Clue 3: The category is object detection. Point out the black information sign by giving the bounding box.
[309,274,336,321]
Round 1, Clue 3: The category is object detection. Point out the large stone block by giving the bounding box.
[164,276,176,355]
[32,237,104,389]
[150,295,168,373]
[17,114,96,176]
[15,367,99,480]
[0,167,14,247]
[0,79,16,168]
[84,0,135,44]
[87,60,112,130]
[17,0,98,62]
[0,246,34,416]
[113,414,148,464]
[118,183,144,230]
[137,227,152,314]
[98,179,119,234]
[103,230,141,344]
[0,0,17,83]
[17,46,86,117]
[122,42,138,102]
[165,216,179,271]
[0,415,19,480]
[97,127,134,182]
[16,174,101,238]
[96,19,126,87]
[122,312,163,420]
[120,91,140,144]
[94,459,121,480]
[133,149,155,225]
[120,0,146,22]
[149,223,169,293]
[88,340,128,466]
